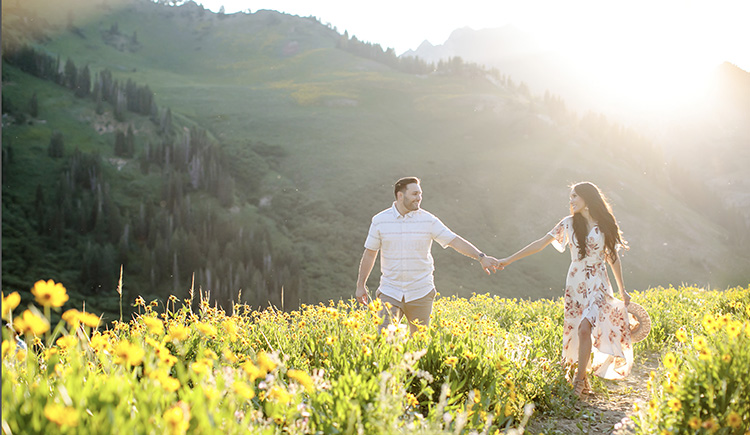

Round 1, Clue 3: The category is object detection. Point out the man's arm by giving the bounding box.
[447,236,500,274]
[355,248,378,304]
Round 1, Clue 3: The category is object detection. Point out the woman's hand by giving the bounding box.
[620,289,631,307]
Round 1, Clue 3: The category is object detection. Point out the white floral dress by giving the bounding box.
[549,216,633,380]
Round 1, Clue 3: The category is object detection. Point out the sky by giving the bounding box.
[197,0,750,114]
[198,0,750,71]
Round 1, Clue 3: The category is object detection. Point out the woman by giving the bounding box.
[498,182,632,397]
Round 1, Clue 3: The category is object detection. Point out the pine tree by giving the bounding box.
[29,92,39,117]
[48,131,65,158]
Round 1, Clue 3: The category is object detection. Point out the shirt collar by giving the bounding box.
[391,202,418,219]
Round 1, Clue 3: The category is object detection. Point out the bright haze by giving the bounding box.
[200,0,750,116]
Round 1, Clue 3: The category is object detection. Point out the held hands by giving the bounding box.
[479,255,503,274]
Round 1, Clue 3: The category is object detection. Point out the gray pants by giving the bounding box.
[377,288,436,334]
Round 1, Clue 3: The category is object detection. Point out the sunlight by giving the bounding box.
[521,1,736,115]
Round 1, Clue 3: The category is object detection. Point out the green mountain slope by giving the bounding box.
[2,0,747,318]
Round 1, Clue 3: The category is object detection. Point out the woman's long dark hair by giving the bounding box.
[571,182,627,261]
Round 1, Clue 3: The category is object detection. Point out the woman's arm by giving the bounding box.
[498,234,555,267]
[608,251,630,306]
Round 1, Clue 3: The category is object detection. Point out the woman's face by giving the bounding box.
[569,188,586,214]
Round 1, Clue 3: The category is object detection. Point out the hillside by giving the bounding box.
[404,26,750,224]
[2,0,748,318]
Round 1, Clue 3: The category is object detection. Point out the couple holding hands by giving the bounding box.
[355,177,634,397]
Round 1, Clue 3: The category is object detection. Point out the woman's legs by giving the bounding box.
[572,318,593,397]
[576,318,593,379]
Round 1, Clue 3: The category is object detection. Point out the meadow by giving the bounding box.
[3,282,749,434]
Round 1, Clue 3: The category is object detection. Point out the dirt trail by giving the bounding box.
[527,353,659,435]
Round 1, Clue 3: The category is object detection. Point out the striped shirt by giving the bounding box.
[364,203,457,302]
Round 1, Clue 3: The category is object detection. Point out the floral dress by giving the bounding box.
[549,216,633,380]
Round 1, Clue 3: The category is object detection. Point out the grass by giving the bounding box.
[2,283,748,433]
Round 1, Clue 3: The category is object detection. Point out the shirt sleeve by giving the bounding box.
[548,216,570,253]
[363,220,381,251]
[432,216,458,249]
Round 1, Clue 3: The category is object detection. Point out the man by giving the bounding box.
[355,176,500,334]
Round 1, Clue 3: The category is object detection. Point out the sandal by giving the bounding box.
[572,378,586,398]
[582,377,594,395]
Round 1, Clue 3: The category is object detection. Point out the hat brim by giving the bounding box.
[628,302,651,343]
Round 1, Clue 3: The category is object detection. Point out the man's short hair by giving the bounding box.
[394,177,420,199]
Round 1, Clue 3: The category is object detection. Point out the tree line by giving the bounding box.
[2,45,302,316]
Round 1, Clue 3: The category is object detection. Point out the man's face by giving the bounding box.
[399,183,422,212]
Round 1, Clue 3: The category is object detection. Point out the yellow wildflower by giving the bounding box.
[233,381,255,400]
[143,316,164,335]
[325,335,336,346]
[56,335,77,350]
[62,309,82,329]
[405,393,419,408]
[191,359,212,376]
[2,340,15,359]
[473,389,481,403]
[687,416,702,429]
[717,313,731,326]
[223,318,238,342]
[166,324,190,342]
[2,292,21,320]
[44,403,79,427]
[663,382,676,394]
[675,328,687,343]
[701,417,719,433]
[32,280,68,308]
[463,350,476,360]
[203,349,218,360]
[114,341,145,366]
[287,369,314,392]
[242,360,263,381]
[667,398,681,412]
[693,335,707,351]
[702,314,717,333]
[204,387,219,401]
[268,386,292,404]
[257,351,276,373]
[196,322,216,337]
[727,320,742,339]
[13,310,49,336]
[444,356,458,367]
[79,311,101,328]
[163,404,189,435]
[663,352,676,369]
[698,348,711,361]
[726,410,742,429]
[157,348,177,367]
[90,333,111,353]
[661,430,672,435]
[223,348,238,364]
[160,375,180,393]
[722,353,732,363]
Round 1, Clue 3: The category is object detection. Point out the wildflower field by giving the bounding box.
[2,282,749,434]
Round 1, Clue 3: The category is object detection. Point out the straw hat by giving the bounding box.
[627,302,651,343]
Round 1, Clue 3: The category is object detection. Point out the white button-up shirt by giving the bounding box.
[364,203,457,302]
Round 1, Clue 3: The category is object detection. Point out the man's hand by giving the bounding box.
[355,285,369,305]
[480,255,502,274]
